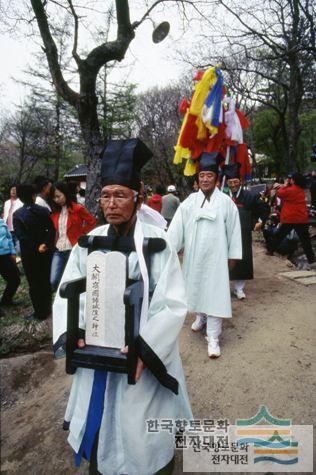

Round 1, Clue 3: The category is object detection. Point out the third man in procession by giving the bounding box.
[223,163,270,299]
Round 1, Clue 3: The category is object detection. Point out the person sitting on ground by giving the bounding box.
[266,173,315,264]
[146,184,165,213]
[13,184,56,321]
[50,181,96,291]
[161,185,180,227]
[0,218,20,308]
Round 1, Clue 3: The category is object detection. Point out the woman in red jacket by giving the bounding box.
[267,173,315,263]
[50,181,96,290]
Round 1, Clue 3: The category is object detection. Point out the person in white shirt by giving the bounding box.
[34,176,52,212]
[2,185,23,252]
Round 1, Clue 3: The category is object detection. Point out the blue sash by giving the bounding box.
[75,370,107,466]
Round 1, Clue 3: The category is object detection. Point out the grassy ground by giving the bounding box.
[0,264,52,357]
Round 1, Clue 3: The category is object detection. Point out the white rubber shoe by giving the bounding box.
[234,289,246,300]
[207,338,221,359]
[191,313,207,332]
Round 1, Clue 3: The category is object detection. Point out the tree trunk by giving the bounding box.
[82,130,103,215]
[76,64,104,214]
[287,72,302,172]
[54,93,61,181]
[287,0,303,172]
[17,134,26,184]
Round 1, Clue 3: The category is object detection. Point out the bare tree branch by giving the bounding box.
[66,0,81,65]
[218,0,287,55]
[30,0,79,106]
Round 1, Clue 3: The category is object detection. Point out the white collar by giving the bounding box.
[229,186,242,199]
[197,187,219,207]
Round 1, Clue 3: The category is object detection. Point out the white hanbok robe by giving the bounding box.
[167,187,242,318]
[53,218,192,475]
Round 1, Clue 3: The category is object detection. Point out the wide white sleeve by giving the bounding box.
[225,199,242,259]
[53,243,88,345]
[138,204,167,230]
[167,205,185,252]
[139,238,187,367]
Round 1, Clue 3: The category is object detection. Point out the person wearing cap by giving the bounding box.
[53,139,192,475]
[161,185,180,226]
[266,173,315,264]
[223,164,270,299]
[168,152,242,359]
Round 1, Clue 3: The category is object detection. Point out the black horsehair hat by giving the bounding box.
[199,152,220,174]
[223,163,241,180]
[101,138,153,191]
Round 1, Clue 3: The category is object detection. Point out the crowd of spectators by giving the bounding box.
[0,178,95,321]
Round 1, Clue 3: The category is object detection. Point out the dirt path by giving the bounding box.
[1,243,315,474]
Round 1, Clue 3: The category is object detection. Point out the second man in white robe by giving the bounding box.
[168,152,242,358]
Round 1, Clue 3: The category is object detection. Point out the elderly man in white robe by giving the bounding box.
[168,152,242,359]
[53,139,192,475]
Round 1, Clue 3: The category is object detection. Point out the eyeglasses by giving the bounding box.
[97,190,138,206]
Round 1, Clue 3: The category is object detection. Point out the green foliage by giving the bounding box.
[298,110,316,171]
[252,108,287,174]
[252,107,316,174]
[99,81,137,141]
[108,83,137,139]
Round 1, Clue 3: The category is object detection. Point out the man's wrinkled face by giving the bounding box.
[198,171,217,194]
[99,184,140,225]
[227,178,241,194]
